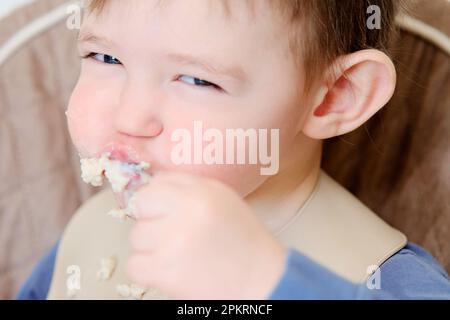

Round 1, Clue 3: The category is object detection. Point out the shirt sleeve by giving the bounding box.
[269,243,450,300]
[16,241,59,300]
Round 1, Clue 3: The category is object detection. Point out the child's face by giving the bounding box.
[68,0,310,196]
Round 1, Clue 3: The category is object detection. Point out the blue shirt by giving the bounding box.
[16,242,450,300]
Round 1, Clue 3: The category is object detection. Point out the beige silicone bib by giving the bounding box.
[47,171,406,299]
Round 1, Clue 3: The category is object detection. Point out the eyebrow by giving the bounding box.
[78,31,117,49]
[78,31,246,82]
[166,53,246,82]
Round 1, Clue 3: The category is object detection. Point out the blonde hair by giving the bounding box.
[85,0,403,97]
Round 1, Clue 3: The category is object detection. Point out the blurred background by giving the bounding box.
[0,0,96,299]
[0,1,36,19]
[0,0,449,299]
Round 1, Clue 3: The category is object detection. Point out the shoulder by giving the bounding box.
[379,242,450,299]
[16,242,59,300]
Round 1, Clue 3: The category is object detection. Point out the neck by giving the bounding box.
[245,138,322,234]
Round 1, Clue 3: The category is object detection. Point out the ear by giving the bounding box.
[302,49,396,139]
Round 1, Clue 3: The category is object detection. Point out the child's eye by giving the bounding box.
[177,75,222,91]
[83,52,122,65]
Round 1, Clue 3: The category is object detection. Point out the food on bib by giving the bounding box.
[116,283,146,300]
[96,256,117,281]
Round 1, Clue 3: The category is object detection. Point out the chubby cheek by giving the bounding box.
[66,81,114,157]
[149,94,303,196]
[153,121,270,197]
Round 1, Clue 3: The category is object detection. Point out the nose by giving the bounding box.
[114,79,164,138]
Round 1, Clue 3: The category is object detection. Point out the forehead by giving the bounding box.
[81,0,290,62]
[86,0,273,24]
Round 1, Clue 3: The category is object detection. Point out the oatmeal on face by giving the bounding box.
[80,153,151,219]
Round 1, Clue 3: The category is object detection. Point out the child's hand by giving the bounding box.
[126,171,287,299]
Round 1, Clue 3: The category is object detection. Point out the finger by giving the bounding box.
[134,182,182,220]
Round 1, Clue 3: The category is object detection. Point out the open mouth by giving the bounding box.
[80,153,151,219]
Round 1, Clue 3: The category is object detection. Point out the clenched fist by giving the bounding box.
[126,171,287,299]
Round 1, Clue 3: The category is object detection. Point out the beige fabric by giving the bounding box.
[47,171,406,299]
